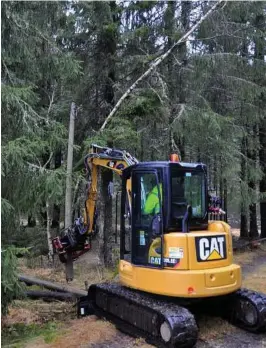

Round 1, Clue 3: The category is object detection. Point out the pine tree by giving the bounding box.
[1,1,80,251]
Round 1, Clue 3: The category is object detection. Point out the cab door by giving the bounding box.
[131,169,163,267]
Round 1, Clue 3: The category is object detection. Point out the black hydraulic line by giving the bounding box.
[115,192,119,243]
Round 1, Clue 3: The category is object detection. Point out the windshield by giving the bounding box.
[171,170,206,219]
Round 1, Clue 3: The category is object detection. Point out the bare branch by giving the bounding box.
[43,152,53,169]
[47,88,56,119]
[26,162,48,172]
[171,104,186,125]
[100,0,225,131]
[147,83,163,104]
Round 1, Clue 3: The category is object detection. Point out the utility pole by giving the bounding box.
[65,102,76,281]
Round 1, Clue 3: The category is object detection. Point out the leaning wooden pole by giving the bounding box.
[65,102,76,281]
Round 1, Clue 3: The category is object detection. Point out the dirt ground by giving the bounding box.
[3,242,266,348]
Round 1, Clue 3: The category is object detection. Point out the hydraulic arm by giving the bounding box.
[52,144,138,263]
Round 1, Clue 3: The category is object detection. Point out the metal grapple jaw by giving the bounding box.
[52,218,91,263]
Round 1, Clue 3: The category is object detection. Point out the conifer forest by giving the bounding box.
[1,1,266,348]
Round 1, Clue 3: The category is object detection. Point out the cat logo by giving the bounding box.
[195,235,226,262]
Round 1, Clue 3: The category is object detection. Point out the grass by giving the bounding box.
[5,245,265,347]
[242,263,266,293]
[1,322,60,348]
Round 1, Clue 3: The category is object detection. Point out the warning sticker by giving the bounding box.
[169,247,184,259]
[139,230,145,246]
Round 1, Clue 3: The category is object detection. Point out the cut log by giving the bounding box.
[19,274,87,297]
[25,290,76,301]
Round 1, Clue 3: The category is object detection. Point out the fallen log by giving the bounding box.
[19,274,87,297]
[233,237,266,251]
[25,290,76,301]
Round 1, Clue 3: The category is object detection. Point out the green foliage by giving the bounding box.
[1,198,14,218]
[1,247,27,316]
[2,321,59,347]
[1,0,265,250]
[1,1,82,251]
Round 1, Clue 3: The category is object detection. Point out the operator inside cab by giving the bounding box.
[143,183,162,215]
[142,173,203,221]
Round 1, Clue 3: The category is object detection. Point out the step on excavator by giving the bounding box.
[52,144,266,348]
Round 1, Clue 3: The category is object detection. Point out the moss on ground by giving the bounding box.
[1,322,60,348]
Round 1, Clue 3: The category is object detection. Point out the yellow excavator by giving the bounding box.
[52,144,266,348]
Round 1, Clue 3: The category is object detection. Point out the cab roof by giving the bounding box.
[123,161,206,177]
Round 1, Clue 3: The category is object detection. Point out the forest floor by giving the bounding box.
[2,236,266,348]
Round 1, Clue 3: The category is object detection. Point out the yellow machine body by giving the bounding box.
[56,144,265,342]
[119,221,241,298]
[75,145,242,299]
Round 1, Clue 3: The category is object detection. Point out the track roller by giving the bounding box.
[226,288,266,333]
[87,283,198,348]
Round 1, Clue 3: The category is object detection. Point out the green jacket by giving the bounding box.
[143,184,162,215]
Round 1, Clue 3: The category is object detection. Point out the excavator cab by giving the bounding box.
[120,161,208,268]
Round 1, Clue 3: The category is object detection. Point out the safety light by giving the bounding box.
[187,287,195,295]
[170,154,180,162]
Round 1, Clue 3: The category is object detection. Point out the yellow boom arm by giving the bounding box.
[83,144,138,235]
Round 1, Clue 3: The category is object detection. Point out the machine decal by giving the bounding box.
[139,230,145,245]
[164,258,180,268]
[169,247,184,259]
[195,235,226,262]
[149,257,180,267]
[149,256,161,265]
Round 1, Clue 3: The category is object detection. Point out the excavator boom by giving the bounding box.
[52,144,138,263]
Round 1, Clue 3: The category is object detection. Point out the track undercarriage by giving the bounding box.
[78,283,266,348]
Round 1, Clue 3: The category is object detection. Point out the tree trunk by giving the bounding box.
[240,137,249,238]
[166,1,176,154]
[249,199,258,239]
[260,118,266,238]
[240,212,248,239]
[25,290,75,301]
[27,215,36,227]
[51,150,62,229]
[97,168,113,266]
[18,274,87,296]
[223,179,228,223]
[46,200,54,261]
[95,2,118,267]
[248,128,259,239]
[176,1,192,160]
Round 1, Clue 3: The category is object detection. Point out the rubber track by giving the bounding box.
[88,283,198,348]
[230,288,266,333]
